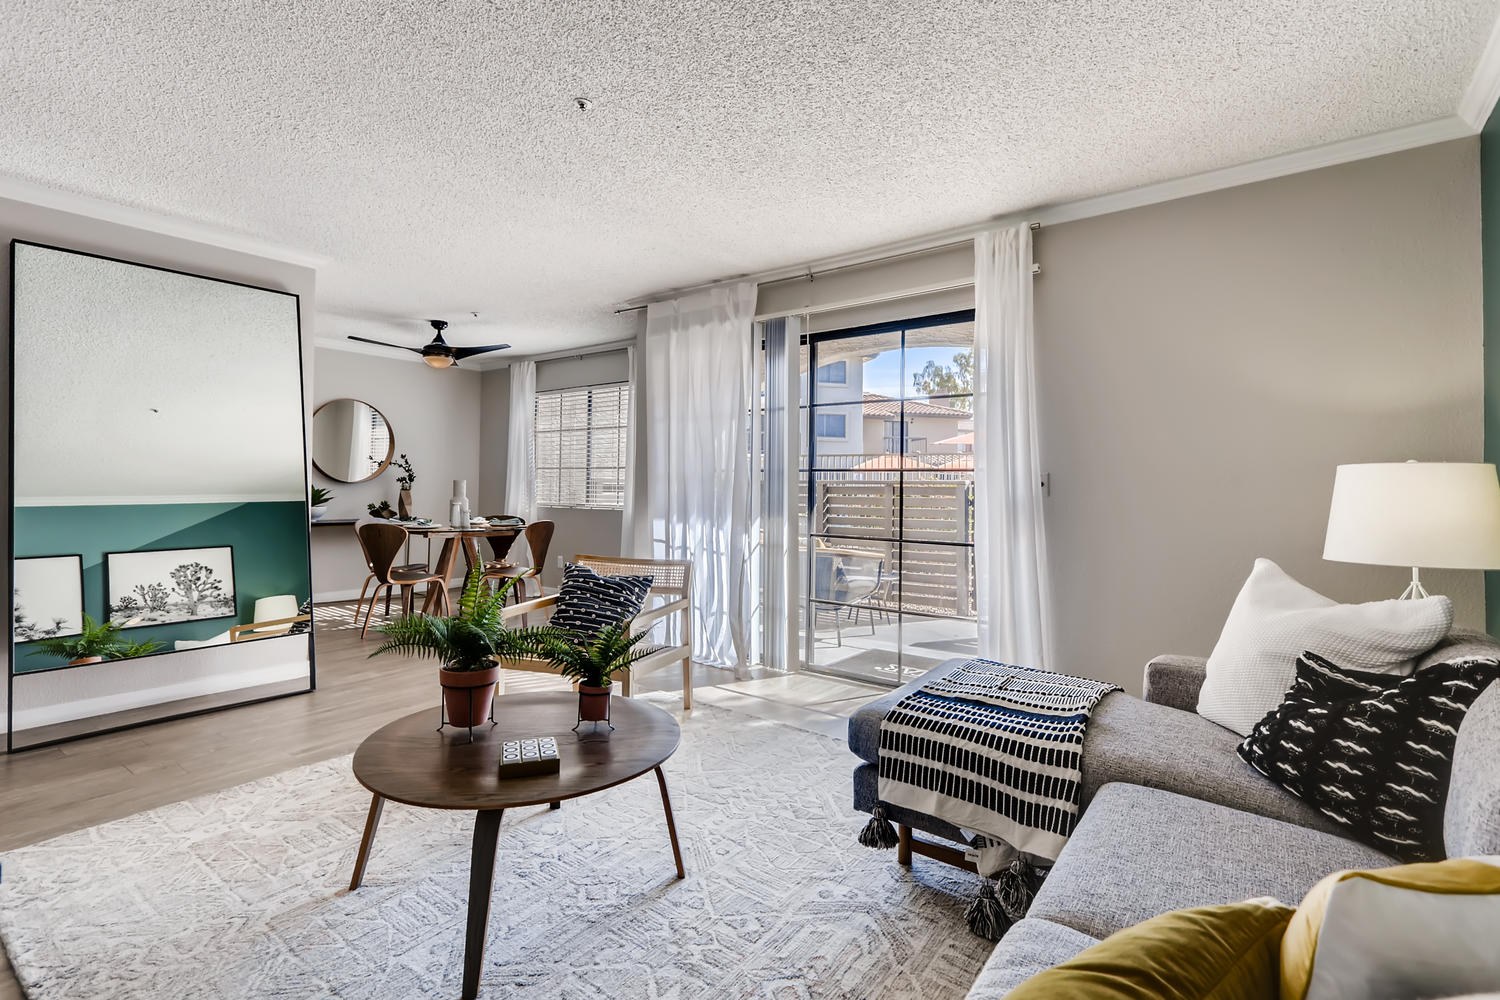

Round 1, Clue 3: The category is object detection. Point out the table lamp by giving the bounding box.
[1323,462,1500,598]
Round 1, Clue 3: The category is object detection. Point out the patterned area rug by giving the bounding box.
[0,701,991,998]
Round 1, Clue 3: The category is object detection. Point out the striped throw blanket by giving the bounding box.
[877,658,1119,873]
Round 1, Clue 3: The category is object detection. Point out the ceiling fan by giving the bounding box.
[347,320,510,369]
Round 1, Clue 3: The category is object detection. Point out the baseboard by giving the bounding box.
[10,659,312,731]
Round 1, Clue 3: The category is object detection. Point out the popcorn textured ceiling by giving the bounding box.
[2,1,1495,357]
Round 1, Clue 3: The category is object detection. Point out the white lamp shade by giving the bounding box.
[250,594,300,625]
[1323,463,1500,570]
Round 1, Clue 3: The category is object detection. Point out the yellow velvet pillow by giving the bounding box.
[1281,859,1500,1000]
[1003,900,1293,1000]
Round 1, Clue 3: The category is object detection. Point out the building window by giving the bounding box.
[815,360,847,385]
[815,412,846,439]
[533,383,631,509]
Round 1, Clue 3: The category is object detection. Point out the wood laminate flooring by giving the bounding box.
[0,599,885,999]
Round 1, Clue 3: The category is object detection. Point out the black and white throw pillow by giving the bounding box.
[548,563,653,637]
[1237,650,1499,861]
[288,599,313,636]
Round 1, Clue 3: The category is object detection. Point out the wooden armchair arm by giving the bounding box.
[632,597,689,631]
[501,594,558,622]
[230,614,311,642]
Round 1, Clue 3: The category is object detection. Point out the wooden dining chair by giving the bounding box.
[482,519,554,603]
[353,516,429,625]
[357,521,459,638]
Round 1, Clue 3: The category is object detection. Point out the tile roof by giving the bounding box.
[861,393,970,418]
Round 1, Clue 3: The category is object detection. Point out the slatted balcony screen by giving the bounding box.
[533,383,631,509]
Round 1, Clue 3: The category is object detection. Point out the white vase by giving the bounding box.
[310,504,329,522]
[450,479,466,527]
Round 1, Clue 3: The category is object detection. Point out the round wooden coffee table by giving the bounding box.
[348,692,684,1000]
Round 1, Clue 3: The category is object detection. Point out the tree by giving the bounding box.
[170,562,225,615]
[911,350,973,410]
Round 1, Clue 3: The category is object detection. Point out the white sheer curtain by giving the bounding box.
[973,225,1054,667]
[503,359,537,523]
[641,281,758,668]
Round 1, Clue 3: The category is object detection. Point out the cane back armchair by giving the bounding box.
[498,554,694,710]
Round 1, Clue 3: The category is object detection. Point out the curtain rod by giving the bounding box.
[616,222,1039,313]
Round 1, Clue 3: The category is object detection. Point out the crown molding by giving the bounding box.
[0,173,327,269]
[1459,12,1500,130]
[624,116,1479,309]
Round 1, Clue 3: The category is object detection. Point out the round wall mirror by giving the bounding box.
[311,398,395,483]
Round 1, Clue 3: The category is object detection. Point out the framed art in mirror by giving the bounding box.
[8,240,315,751]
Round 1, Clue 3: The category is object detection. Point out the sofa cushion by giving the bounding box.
[1447,681,1500,857]
[1238,652,1499,862]
[1197,558,1452,737]
[1080,690,1347,837]
[964,918,1099,999]
[1027,783,1394,940]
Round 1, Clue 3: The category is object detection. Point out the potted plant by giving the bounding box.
[393,454,417,519]
[529,622,658,723]
[310,485,335,522]
[366,499,396,519]
[370,569,529,729]
[29,614,165,664]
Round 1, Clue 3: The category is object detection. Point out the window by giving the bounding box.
[533,383,631,509]
[815,360,847,384]
[814,412,846,439]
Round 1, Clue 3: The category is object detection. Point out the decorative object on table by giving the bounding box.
[104,546,237,629]
[370,568,531,739]
[347,318,511,370]
[1237,649,1499,861]
[1324,461,1500,599]
[393,453,416,518]
[528,621,659,730]
[1195,558,1452,737]
[366,499,397,519]
[29,613,165,664]
[450,478,468,527]
[1281,858,1500,1000]
[309,485,334,522]
[12,554,85,641]
[498,736,561,777]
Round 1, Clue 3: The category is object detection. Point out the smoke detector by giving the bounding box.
[572,97,594,112]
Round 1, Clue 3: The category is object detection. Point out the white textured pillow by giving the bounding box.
[1197,558,1452,735]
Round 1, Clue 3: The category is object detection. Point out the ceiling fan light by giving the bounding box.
[423,354,454,369]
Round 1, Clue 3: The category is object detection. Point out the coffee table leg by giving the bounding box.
[654,766,685,880]
[349,793,385,891]
[462,808,505,1000]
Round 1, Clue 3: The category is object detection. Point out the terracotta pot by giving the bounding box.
[577,683,612,722]
[440,663,500,729]
[68,656,104,665]
[398,489,414,520]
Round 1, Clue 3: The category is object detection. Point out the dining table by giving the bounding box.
[399,522,525,609]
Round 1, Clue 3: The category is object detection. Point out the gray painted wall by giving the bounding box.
[1034,138,1485,693]
[309,347,482,599]
[0,196,317,735]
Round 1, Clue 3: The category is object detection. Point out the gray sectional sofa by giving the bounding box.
[846,629,1500,997]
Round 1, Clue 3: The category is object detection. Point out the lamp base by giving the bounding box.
[1397,567,1430,600]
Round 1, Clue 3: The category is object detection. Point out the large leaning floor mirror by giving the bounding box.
[7,241,313,751]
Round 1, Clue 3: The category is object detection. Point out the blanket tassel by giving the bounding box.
[995,858,1048,921]
[858,804,899,849]
[964,881,1012,942]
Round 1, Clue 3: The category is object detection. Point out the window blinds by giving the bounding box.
[533,383,631,509]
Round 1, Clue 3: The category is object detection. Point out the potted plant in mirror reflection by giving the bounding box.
[370,570,531,730]
[310,485,334,522]
[393,454,417,519]
[529,622,656,728]
[29,614,165,665]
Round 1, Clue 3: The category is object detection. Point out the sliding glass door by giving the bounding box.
[797,311,978,686]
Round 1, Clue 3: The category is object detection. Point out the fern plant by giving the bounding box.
[28,613,155,661]
[527,621,657,688]
[371,569,531,671]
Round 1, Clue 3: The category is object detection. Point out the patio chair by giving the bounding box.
[498,554,694,709]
